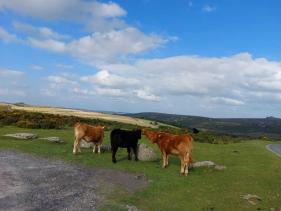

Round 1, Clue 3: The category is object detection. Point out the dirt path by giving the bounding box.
[0,150,147,211]
[266,144,281,157]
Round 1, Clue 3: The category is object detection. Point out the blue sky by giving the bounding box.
[0,0,281,118]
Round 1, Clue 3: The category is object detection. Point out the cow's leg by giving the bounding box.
[162,152,167,168]
[180,155,185,175]
[133,146,138,161]
[93,144,96,153]
[112,146,118,163]
[127,147,132,160]
[98,144,101,154]
[73,138,80,154]
[184,153,190,176]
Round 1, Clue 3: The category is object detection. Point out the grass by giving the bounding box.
[0,126,281,210]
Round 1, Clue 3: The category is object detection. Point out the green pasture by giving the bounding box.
[0,126,280,210]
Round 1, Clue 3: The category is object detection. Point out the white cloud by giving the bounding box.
[47,75,77,85]
[0,27,17,42]
[95,87,127,97]
[30,65,44,71]
[81,69,139,88]
[101,53,281,106]
[0,0,126,32]
[67,27,167,64]
[202,5,216,12]
[28,38,66,53]
[0,0,126,19]
[13,22,70,40]
[211,97,244,106]
[0,68,24,77]
[134,89,161,101]
[15,26,167,65]
[37,53,281,115]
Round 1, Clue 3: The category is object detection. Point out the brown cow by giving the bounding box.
[73,122,105,155]
[143,129,193,176]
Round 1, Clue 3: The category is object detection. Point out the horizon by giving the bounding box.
[3,101,280,120]
[1,1,281,118]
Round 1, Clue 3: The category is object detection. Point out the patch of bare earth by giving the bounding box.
[0,150,147,211]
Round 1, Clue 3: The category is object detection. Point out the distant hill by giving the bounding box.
[0,103,169,129]
[127,112,281,140]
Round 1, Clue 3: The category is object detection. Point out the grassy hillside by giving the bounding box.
[128,112,281,140]
[0,103,161,128]
[0,126,280,210]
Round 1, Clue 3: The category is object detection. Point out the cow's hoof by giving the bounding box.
[135,159,139,162]
[128,157,132,160]
[112,160,117,163]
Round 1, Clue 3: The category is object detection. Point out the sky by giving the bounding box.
[0,0,281,118]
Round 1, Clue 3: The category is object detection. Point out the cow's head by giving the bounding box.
[142,129,158,143]
[96,125,106,129]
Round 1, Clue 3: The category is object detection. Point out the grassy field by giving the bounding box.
[0,103,163,128]
[0,126,281,210]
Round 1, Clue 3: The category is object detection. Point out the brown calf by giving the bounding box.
[73,122,105,154]
[143,129,193,176]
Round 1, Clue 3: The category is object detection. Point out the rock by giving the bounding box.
[134,174,146,180]
[240,194,262,205]
[39,137,64,144]
[80,140,94,148]
[4,133,38,140]
[214,165,226,170]
[190,161,226,170]
[125,205,138,211]
[191,161,215,168]
[101,144,111,152]
[138,144,158,161]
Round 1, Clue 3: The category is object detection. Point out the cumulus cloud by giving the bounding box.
[0,0,126,19]
[134,89,161,101]
[0,27,17,42]
[0,0,126,32]
[10,24,167,64]
[67,27,167,64]
[101,53,281,106]
[38,53,281,115]
[81,69,139,88]
[13,22,70,40]
[28,38,66,53]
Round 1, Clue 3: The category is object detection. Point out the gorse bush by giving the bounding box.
[0,110,138,130]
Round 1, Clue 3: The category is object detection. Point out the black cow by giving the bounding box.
[110,129,141,163]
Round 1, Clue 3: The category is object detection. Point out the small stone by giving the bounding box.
[214,165,226,170]
[191,161,215,168]
[39,137,64,144]
[241,194,262,205]
[4,133,38,140]
[134,174,145,180]
[125,204,138,211]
